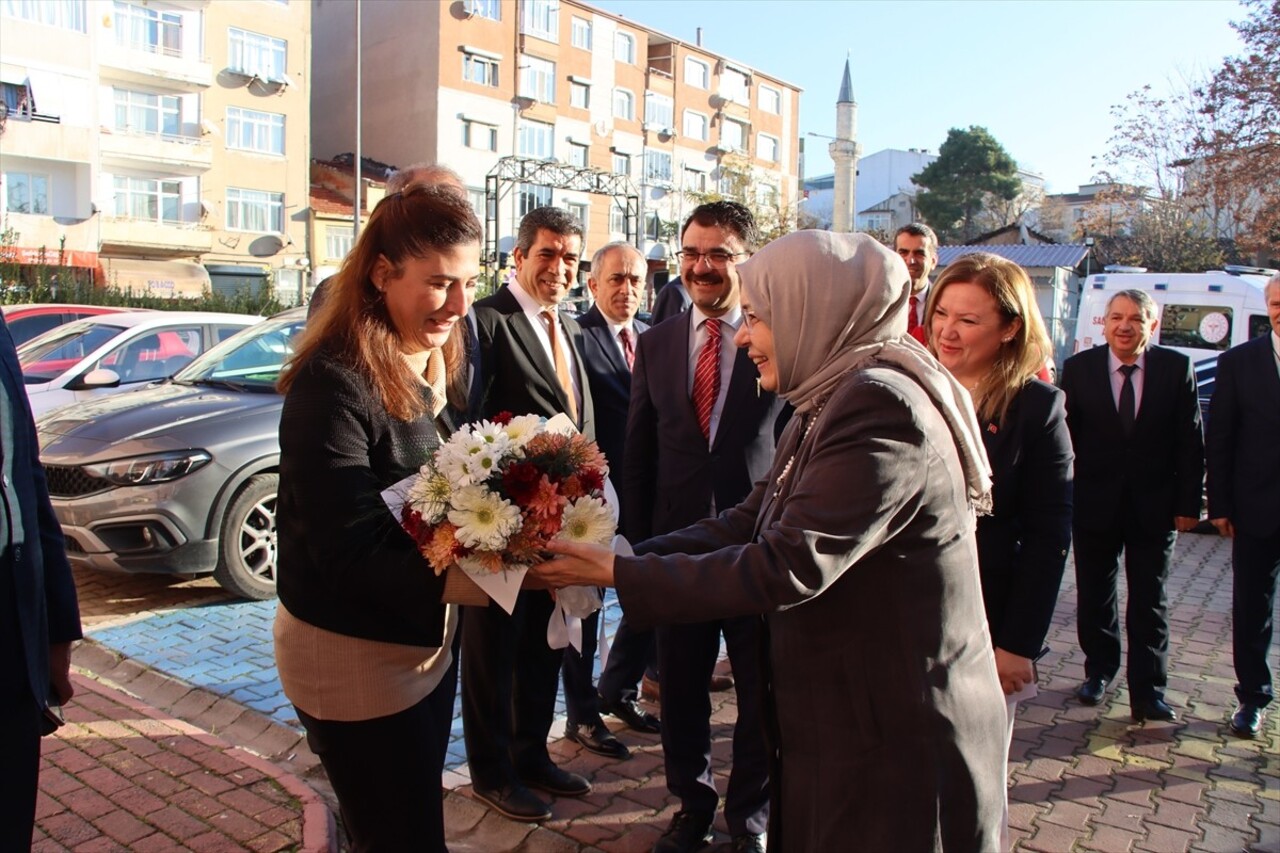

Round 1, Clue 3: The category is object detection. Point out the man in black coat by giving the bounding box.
[463,207,594,822]
[560,241,656,759]
[1207,274,1280,738]
[1,313,82,850]
[624,202,785,853]
[1061,288,1204,723]
[649,274,691,324]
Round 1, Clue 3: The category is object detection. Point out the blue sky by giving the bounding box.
[591,0,1248,193]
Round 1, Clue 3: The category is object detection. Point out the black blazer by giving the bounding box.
[975,380,1073,659]
[1,314,82,711]
[649,277,691,325]
[277,352,450,647]
[623,311,786,541]
[474,286,596,441]
[577,305,648,497]
[1207,333,1280,537]
[1060,344,1204,534]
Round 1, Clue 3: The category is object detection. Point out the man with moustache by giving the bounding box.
[562,242,657,758]
[463,207,596,822]
[893,223,938,344]
[625,202,785,853]
[1061,288,1203,723]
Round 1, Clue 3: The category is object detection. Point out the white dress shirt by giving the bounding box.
[508,281,583,415]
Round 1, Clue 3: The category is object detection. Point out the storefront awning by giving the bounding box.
[5,246,99,268]
[100,258,211,298]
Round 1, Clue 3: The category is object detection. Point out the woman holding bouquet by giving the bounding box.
[536,230,1008,850]
[274,183,480,851]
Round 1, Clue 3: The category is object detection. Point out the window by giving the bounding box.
[684,57,709,89]
[462,118,498,151]
[567,201,587,226]
[682,110,708,141]
[646,212,665,241]
[226,187,284,232]
[758,133,779,163]
[521,0,557,41]
[2,0,86,32]
[1159,304,1236,353]
[759,85,781,114]
[113,88,180,137]
[612,88,634,121]
[644,150,672,184]
[567,142,588,169]
[463,54,499,87]
[612,152,630,177]
[860,212,890,232]
[113,1,181,56]
[569,80,589,109]
[228,27,287,80]
[4,171,49,214]
[644,92,673,130]
[721,119,746,152]
[465,0,500,20]
[518,183,552,217]
[227,106,284,154]
[517,120,554,160]
[683,168,706,193]
[721,67,750,105]
[615,31,635,64]
[570,16,591,49]
[757,184,779,209]
[325,225,353,261]
[610,205,626,234]
[519,55,555,103]
[2,81,33,119]
[467,188,489,223]
[113,176,180,223]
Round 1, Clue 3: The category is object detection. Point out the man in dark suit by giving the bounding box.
[462,207,595,822]
[1061,288,1204,723]
[625,202,785,853]
[2,313,83,851]
[1207,274,1280,738]
[561,241,656,759]
[650,274,691,324]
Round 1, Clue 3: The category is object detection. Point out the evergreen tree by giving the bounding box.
[913,126,1021,242]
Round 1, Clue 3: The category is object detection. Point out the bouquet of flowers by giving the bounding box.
[388,413,616,620]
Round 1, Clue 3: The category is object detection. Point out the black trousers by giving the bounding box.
[294,654,458,853]
[1232,527,1280,708]
[460,589,561,789]
[656,615,770,837]
[1,559,42,853]
[562,608,602,726]
[1074,523,1177,700]
[597,612,658,706]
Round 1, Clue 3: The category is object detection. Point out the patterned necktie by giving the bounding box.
[907,294,925,343]
[1118,364,1137,436]
[692,318,721,440]
[541,310,578,424]
[619,327,635,371]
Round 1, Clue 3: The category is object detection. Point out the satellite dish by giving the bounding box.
[594,120,610,138]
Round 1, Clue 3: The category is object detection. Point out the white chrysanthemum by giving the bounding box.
[471,420,514,456]
[463,446,504,483]
[406,470,452,523]
[448,485,522,551]
[554,496,616,546]
[435,432,491,487]
[502,414,544,453]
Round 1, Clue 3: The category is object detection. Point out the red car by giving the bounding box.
[2,303,136,347]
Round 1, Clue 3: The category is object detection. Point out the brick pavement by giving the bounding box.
[49,531,1279,851]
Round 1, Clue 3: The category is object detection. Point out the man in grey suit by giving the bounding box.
[624,202,785,853]
[1208,273,1280,738]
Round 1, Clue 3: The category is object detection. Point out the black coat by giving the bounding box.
[1206,333,1280,537]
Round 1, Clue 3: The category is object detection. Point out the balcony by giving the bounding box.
[0,115,93,163]
[98,40,213,90]
[99,218,213,256]
[99,129,213,176]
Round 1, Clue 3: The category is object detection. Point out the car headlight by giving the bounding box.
[83,451,213,486]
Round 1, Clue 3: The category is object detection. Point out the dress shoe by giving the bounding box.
[1131,697,1177,722]
[709,673,735,692]
[1229,703,1264,738]
[519,763,592,797]
[730,833,767,852]
[1075,676,1108,706]
[600,695,662,733]
[566,721,630,759]
[642,674,661,701]
[652,809,714,853]
[471,783,551,822]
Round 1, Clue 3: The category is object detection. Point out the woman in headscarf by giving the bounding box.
[536,230,1007,851]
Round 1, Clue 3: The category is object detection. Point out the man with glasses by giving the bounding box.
[622,202,787,853]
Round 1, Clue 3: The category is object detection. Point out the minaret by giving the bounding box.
[829,57,862,233]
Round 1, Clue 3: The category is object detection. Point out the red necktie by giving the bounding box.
[907,294,926,343]
[692,318,721,440]
[619,327,635,371]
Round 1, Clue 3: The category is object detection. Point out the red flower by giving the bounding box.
[492,411,514,425]
[502,460,542,503]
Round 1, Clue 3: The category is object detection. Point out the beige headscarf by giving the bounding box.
[737,230,992,511]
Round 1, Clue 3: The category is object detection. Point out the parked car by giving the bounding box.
[36,307,306,600]
[2,303,136,346]
[17,310,261,417]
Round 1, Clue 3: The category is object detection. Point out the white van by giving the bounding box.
[1073,266,1275,363]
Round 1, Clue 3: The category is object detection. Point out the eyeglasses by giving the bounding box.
[676,249,746,268]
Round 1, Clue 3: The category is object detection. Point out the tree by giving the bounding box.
[912,126,1022,243]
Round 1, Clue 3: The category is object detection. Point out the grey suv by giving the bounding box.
[36,307,307,600]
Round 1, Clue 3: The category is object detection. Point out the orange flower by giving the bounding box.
[421,522,461,575]
[526,474,566,518]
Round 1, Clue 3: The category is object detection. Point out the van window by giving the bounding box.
[1159,304,1233,352]
[1247,314,1271,340]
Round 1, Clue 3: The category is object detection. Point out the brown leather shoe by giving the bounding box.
[709,673,735,692]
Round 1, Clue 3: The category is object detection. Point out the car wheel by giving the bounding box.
[213,473,278,600]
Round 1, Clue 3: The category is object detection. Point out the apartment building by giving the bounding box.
[311,0,801,294]
[0,0,310,302]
